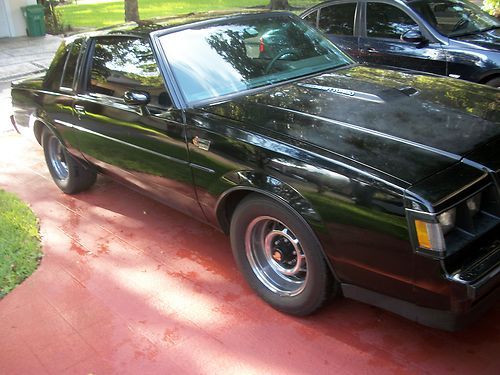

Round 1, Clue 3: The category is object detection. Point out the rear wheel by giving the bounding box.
[230,194,337,315]
[42,128,96,194]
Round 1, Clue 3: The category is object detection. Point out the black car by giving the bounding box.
[10,12,500,331]
[301,0,500,87]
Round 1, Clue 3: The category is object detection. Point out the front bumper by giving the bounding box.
[437,239,500,330]
[342,275,499,331]
[424,275,500,332]
[342,236,500,331]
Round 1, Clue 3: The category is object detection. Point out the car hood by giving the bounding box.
[202,65,500,185]
[452,28,500,51]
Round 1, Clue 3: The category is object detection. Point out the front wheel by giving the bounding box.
[42,128,97,194]
[485,77,500,89]
[230,194,337,315]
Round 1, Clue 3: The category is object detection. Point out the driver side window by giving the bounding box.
[88,37,172,108]
[366,3,418,39]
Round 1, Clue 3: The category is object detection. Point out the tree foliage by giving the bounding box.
[483,0,500,17]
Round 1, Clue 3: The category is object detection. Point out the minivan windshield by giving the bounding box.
[158,14,353,105]
[409,0,500,37]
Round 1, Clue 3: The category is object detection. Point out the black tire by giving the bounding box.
[230,194,337,315]
[42,128,97,194]
[485,77,500,89]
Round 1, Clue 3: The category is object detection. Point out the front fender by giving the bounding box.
[215,170,324,231]
[214,170,339,279]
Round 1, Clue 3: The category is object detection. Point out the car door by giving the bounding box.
[72,36,203,217]
[42,39,86,155]
[360,1,447,75]
[416,1,498,83]
[303,1,361,60]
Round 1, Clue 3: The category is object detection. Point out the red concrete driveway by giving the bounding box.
[1,132,499,375]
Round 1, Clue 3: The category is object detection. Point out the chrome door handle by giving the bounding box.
[366,47,378,53]
[74,105,86,115]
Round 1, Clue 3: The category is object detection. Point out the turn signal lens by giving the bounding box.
[414,220,445,252]
[415,220,431,249]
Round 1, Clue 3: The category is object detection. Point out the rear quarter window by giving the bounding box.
[43,41,69,91]
[60,39,84,91]
[43,39,84,92]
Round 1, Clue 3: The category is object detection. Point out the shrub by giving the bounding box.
[483,0,500,17]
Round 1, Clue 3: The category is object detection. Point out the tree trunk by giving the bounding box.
[269,0,290,10]
[48,1,60,34]
[124,0,140,22]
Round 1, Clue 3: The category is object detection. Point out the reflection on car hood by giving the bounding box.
[454,28,500,51]
[204,65,500,185]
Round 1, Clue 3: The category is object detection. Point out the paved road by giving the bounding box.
[0,35,61,133]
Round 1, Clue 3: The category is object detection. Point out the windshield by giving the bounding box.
[409,0,500,37]
[158,14,352,105]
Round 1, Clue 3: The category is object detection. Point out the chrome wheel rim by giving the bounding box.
[245,216,307,296]
[48,136,69,180]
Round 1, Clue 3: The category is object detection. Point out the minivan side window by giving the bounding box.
[366,2,418,39]
[318,3,357,36]
[88,37,171,108]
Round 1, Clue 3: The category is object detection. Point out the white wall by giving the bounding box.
[3,0,38,37]
[0,1,12,37]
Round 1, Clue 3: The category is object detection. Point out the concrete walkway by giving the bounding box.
[0,35,62,133]
[0,132,500,374]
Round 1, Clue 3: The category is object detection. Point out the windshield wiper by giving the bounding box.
[452,25,499,37]
[479,26,500,33]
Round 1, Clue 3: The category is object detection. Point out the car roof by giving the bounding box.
[72,10,279,40]
[302,0,441,7]
[300,0,446,16]
[309,0,442,8]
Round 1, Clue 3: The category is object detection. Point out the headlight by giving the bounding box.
[410,190,486,258]
[466,193,481,216]
[437,207,456,235]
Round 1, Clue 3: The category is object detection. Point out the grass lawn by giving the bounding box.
[0,190,41,298]
[59,0,319,28]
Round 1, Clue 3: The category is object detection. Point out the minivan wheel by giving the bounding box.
[42,128,96,194]
[230,194,337,315]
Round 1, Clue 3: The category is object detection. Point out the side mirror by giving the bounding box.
[124,90,151,106]
[401,29,426,44]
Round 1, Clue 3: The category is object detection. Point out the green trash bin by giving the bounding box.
[21,5,46,37]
